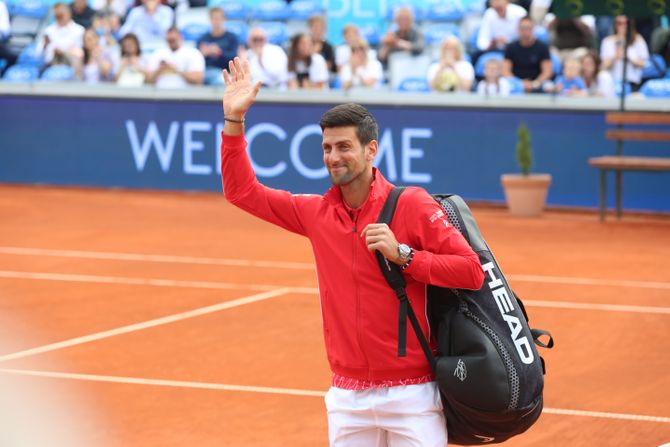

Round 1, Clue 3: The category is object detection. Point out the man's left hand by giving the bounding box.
[361,223,402,264]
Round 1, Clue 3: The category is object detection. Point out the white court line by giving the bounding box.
[0,368,668,424]
[524,300,670,315]
[0,246,315,270]
[0,270,319,295]
[1,270,670,316]
[508,274,670,291]
[0,288,291,364]
[1,246,669,291]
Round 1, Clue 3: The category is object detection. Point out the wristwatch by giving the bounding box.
[398,243,414,270]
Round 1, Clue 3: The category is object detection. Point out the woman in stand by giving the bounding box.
[287,32,329,90]
[581,50,615,98]
[427,36,474,92]
[114,32,147,86]
[338,38,383,90]
[600,15,649,91]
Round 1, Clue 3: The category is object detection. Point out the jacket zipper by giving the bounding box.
[350,210,370,375]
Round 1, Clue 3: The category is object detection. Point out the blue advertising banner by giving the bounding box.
[1,95,668,212]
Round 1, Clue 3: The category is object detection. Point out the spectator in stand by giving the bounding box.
[91,0,128,20]
[197,7,238,70]
[477,58,511,96]
[0,0,15,71]
[427,36,475,92]
[378,6,425,66]
[42,3,86,66]
[503,16,553,93]
[548,57,587,96]
[600,15,649,91]
[338,37,383,90]
[335,24,366,70]
[91,12,121,50]
[477,0,527,52]
[243,27,288,89]
[70,0,96,29]
[115,32,147,86]
[547,16,595,62]
[119,0,174,45]
[287,32,329,89]
[72,28,114,83]
[308,15,335,74]
[580,50,615,98]
[146,27,204,88]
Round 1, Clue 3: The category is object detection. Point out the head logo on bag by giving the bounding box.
[376,189,554,445]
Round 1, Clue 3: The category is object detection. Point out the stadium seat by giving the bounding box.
[211,1,248,20]
[641,54,667,82]
[640,78,670,98]
[359,24,380,47]
[396,77,430,92]
[180,23,209,42]
[226,20,248,43]
[462,0,486,14]
[0,59,6,73]
[16,42,43,66]
[467,25,479,52]
[256,21,288,46]
[176,6,208,28]
[474,51,503,77]
[2,64,39,81]
[204,66,223,86]
[254,1,290,21]
[424,2,464,22]
[614,81,631,97]
[550,52,562,77]
[534,25,549,43]
[424,23,461,46]
[9,0,48,35]
[507,76,524,95]
[40,64,74,81]
[288,0,322,21]
[388,52,431,90]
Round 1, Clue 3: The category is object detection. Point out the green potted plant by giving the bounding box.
[500,123,552,217]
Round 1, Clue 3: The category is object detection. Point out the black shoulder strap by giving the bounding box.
[376,187,436,371]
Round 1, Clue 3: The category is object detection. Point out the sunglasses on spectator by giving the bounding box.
[251,37,266,43]
[351,46,365,52]
[615,19,628,25]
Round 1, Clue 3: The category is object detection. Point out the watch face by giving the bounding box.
[399,243,411,260]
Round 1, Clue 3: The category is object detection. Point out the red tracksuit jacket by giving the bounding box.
[221,133,484,381]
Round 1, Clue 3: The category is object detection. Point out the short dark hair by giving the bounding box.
[319,103,378,146]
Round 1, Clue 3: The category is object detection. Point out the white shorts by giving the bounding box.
[325,382,447,447]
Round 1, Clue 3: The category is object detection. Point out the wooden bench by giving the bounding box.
[588,112,670,221]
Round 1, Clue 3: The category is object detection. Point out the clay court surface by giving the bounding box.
[0,184,668,446]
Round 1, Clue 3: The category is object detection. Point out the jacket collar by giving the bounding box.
[323,168,395,209]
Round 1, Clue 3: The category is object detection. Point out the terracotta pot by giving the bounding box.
[500,174,552,217]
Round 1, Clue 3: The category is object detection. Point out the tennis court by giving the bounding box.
[0,184,669,446]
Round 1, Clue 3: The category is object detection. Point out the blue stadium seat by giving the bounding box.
[550,52,562,77]
[424,2,464,22]
[467,25,479,52]
[288,0,322,21]
[640,78,670,98]
[641,54,667,81]
[40,64,74,81]
[614,81,631,97]
[204,66,223,85]
[256,21,288,46]
[534,26,549,43]
[507,76,524,95]
[0,59,7,73]
[359,24,380,47]
[212,1,248,20]
[17,42,43,66]
[11,0,48,18]
[462,0,486,14]
[181,23,209,42]
[474,51,504,77]
[2,64,39,81]
[424,23,461,45]
[254,1,290,21]
[226,20,248,43]
[396,77,430,92]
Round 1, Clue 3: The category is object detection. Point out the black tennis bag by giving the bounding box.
[376,189,554,445]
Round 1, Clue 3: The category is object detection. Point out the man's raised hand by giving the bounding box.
[222,57,262,121]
